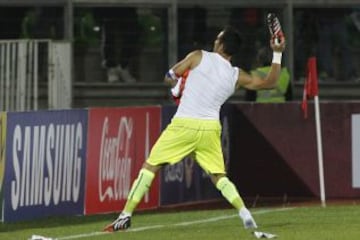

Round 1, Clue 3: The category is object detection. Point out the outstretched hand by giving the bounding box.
[270,34,286,52]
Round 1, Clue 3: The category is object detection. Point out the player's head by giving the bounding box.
[213,26,242,57]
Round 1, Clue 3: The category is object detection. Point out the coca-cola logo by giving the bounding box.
[98,117,133,202]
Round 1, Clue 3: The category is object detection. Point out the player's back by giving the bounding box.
[175,50,238,120]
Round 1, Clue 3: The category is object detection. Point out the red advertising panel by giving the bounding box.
[227,102,360,199]
[85,107,161,215]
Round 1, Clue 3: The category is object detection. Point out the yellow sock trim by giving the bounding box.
[216,177,245,210]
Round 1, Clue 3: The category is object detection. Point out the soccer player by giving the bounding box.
[104,25,286,232]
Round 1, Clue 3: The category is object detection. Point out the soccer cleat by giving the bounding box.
[253,231,277,239]
[267,13,284,45]
[243,217,258,229]
[103,213,131,232]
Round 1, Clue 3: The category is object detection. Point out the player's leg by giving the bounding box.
[210,174,257,229]
[104,118,196,232]
[104,162,160,232]
[122,162,160,216]
[194,120,257,229]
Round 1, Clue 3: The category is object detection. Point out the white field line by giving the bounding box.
[33,207,294,240]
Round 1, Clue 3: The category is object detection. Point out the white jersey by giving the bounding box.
[174,50,239,120]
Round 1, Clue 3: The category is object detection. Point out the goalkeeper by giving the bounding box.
[105,25,286,232]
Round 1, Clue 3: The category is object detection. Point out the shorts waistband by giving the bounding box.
[171,117,221,130]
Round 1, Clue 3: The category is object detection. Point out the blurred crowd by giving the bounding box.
[294,8,360,82]
[0,6,358,84]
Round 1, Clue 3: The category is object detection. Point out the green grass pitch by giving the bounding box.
[1,204,360,240]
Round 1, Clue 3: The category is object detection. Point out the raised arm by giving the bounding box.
[235,35,286,90]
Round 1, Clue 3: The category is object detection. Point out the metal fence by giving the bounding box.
[0,40,71,112]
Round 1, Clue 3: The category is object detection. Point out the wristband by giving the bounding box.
[272,52,282,64]
[166,69,178,81]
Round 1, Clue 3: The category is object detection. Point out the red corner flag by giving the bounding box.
[301,57,319,118]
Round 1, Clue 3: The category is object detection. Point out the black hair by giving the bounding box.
[219,26,242,56]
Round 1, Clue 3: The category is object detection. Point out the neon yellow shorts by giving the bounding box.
[146,117,225,174]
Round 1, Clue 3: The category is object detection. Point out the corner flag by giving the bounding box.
[301,57,326,207]
[301,57,319,118]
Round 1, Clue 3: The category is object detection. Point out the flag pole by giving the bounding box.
[303,57,326,207]
[314,95,326,207]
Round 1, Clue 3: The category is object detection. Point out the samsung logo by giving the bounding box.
[11,123,83,210]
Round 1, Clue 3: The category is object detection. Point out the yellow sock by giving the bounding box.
[216,177,245,210]
[123,200,138,215]
[123,168,155,214]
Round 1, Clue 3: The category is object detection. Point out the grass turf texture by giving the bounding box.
[1,204,360,240]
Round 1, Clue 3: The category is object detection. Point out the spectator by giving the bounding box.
[316,8,356,81]
[0,7,28,39]
[93,7,141,83]
[293,9,317,81]
[251,47,291,102]
[178,7,207,59]
[21,7,63,39]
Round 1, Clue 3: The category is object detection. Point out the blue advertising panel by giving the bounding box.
[0,112,6,221]
[160,105,221,205]
[3,110,88,222]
